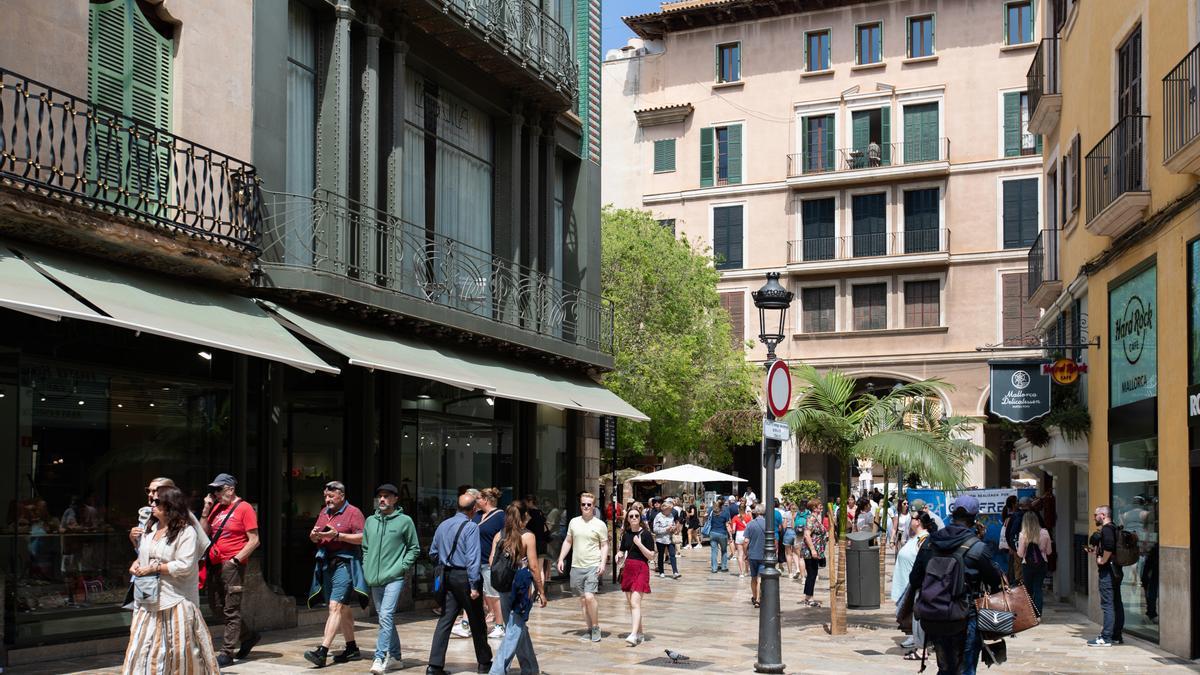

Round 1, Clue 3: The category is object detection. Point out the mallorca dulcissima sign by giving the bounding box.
[988,359,1052,423]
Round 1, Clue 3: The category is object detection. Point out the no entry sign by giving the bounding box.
[765,360,791,418]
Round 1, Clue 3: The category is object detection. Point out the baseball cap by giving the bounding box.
[208,473,237,489]
[1018,496,1033,508]
[324,480,346,492]
[950,494,980,516]
[909,499,927,512]
[376,483,399,496]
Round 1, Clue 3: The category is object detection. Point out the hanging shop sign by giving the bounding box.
[1042,358,1088,386]
[1110,264,1157,407]
[988,359,1051,423]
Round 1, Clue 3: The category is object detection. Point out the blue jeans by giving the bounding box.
[488,590,537,675]
[1023,562,1047,615]
[370,578,405,661]
[929,616,979,675]
[709,533,729,571]
[656,542,677,574]
[962,611,981,675]
[1098,565,1125,641]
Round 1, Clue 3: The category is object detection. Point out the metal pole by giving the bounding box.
[612,417,619,585]
[755,344,784,674]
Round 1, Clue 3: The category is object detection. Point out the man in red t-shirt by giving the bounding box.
[201,473,260,667]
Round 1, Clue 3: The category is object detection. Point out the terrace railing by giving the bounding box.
[786,228,949,264]
[786,138,949,177]
[1163,42,1200,164]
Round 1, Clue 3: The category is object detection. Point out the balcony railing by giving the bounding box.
[1086,115,1147,221]
[261,189,613,354]
[0,68,260,251]
[1027,229,1059,300]
[1028,38,1060,117]
[786,138,949,178]
[786,228,949,264]
[1164,42,1200,165]
[439,0,578,101]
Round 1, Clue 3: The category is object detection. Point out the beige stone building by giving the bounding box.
[603,0,1049,490]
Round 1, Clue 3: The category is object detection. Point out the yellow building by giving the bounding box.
[1025,0,1200,656]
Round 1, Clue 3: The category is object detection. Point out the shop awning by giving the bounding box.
[11,243,339,374]
[266,305,490,391]
[552,373,650,422]
[0,242,101,322]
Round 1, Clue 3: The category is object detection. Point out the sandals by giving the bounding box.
[804,600,821,607]
[903,650,921,661]
[751,598,760,608]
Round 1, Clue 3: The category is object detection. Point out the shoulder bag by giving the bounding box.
[198,499,242,589]
[975,577,1039,639]
[433,520,469,607]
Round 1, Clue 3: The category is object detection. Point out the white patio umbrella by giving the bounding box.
[628,463,746,483]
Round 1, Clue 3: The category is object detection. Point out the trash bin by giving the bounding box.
[846,531,881,609]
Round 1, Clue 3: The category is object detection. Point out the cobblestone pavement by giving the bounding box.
[22,544,1200,674]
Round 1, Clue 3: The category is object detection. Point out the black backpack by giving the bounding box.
[490,545,518,592]
[914,536,978,636]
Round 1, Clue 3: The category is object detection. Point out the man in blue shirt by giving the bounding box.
[426,493,492,675]
[744,505,767,607]
[707,496,732,573]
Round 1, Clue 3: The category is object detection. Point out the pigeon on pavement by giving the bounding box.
[664,649,690,663]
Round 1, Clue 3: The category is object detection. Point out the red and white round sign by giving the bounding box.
[765,360,791,418]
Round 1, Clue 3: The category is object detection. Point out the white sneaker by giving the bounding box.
[625,633,639,646]
[488,624,505,639]
[451,622,471,638]
[370,658,386,675]
[383,655,402,672]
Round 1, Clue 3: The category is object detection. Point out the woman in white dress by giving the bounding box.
[123,486,219,674]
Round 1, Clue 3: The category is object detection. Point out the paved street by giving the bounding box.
[20,545,1199,674]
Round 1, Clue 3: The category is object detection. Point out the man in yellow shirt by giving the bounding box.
[556,492,609,642]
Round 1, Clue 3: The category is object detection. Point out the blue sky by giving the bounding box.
[603,0,660,54]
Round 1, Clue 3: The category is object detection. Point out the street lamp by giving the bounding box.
[751,271,793,674]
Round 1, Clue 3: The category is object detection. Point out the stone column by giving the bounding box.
[315,0,353,270]
[358,22,382,278]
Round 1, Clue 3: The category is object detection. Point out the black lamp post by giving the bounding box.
[751,271,793,674]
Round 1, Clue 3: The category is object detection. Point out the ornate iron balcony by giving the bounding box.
[1163,41,1200,167]
[1085,115,1147,221]
[261,189,613,355]
[0,68,261,252]
[438,0,579,103]
[1027,229,1059,300]
[1027,38,1060,118]
[786,138,949,177]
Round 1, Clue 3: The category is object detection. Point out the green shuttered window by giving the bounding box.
[654,139,676,173]
[700,125,742,186]
[851,107,890,167]
[1002,178,1039,249]
[801,198,835,261]
[1003,91,1042,157]
[802,115,835,173]
[851,193,886,257]
[903,102,939,163]
[713,205,743,270]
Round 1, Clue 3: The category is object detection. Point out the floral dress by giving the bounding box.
[802,511,827,560]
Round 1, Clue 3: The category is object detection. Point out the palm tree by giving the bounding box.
[782,364,983,635]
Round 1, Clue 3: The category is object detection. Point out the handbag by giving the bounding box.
[976,607,1015,638]
[975,578,1039,637]
[133,573,161,605]
[701,511,713,539]
[433,520,469,607]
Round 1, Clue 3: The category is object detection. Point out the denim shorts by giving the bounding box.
[481,564,500,598]
[782,528,796,546]
[748,559,765,578]
[323,561,353,604]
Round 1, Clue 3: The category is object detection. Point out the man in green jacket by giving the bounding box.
[362,483,419,674]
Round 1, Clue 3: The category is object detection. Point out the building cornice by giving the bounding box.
[625,0,881,40]
[634,103,694,127]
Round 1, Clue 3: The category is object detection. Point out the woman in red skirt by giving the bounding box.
[618,502,656,646]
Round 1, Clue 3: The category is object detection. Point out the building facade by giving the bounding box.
[1019,0,1200,657]
[0,0,634,664]
[604,0,1046,491]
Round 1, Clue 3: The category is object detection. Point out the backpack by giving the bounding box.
[490,545,518,592]
[914,536,978,636]
[1113,526,1139,567]
[1025,541,1045,566]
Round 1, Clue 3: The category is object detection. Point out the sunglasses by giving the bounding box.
[150,499,161,506]
[580,502,594,507]
[627,514,640,519]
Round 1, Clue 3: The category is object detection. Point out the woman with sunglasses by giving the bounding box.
[123,486,219,673]
[617,503,655,646]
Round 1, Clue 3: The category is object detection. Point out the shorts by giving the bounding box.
[569,566,599,595]
[748,559,764,578]
[481,564,499,598]
[322,561,353,604]
[782,528,796,546]
[735,531,746,545]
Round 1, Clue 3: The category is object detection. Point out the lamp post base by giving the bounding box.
[753,560,786,673]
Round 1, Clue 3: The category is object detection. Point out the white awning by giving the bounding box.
[11,243,338,374]
[266,305,490,391]
[0,241,101,322]
[629,464,745,483]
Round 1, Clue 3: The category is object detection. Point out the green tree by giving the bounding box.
[780,480,821,506]
[782,364,984,635]
[600,206,760,467]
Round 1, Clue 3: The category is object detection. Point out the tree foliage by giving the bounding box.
[600,206,760,466]
[780,480,822,506]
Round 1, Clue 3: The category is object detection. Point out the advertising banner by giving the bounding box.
[907,487,1037,546]
[1110,264,1157,407]
[988,359,1051,422]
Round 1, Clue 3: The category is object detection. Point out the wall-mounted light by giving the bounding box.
[417,394,431,400]
[485,397,495,406]
[77,400,85,406]
[198,351,213,361]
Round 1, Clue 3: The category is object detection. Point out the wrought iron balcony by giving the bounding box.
[786,138,949,180]
[1027,229,1062,308]
[0,68,260,252]
[421,0,578,105]
[785,228,950,265]
[260,189,613,355]
[1163,42,1200,174]
[1027,38,1061,135]
[1085,115,1150,238]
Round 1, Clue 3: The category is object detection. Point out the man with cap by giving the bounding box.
[909,498,945,531]
[201,473,260,667]
[305,480,368,667]
[905,495,1002,675]
[362,483,419,674]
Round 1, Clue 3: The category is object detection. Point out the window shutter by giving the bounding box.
[720,292,745,347]
[823,117,834,170]
[1071,135,1080,213]
[700,127,714,187]
[129,4,172,205]
[713,206,729,263]
[727,206,743,268]
[852,111,870,152]
[1003,3,1010,44]
[654,139,676,173]
[1003,92,1020,157]
[1002,274,1022,340]
[881,106,891,164]
[89,0,130,194]
[726,125,743,184]
[906,18,912,57]
[873,26,882,62]
[734,43,741,80]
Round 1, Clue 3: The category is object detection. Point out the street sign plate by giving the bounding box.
[762,447,782,470]
[765,360,792,417]
[763,420,790,441]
